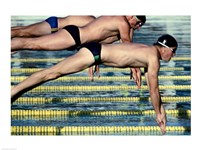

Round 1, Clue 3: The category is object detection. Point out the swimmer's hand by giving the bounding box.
[130,67,141,88]
[94,65,100,78]
[88,67,94,82]
[156,106,167,134]
[88,65,100,82]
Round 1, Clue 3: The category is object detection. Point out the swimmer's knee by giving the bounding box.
[45,72,61,80]
[32,70,62,81]
[43,70,63,81]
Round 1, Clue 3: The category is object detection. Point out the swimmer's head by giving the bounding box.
[154,34,178,53]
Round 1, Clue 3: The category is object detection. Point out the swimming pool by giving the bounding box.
[11,16,191,135]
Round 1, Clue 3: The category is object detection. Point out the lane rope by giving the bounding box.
[11,85,191,92]
[11,126,191,135]
[13,96,191,104]
[11,109,191,117]
[11,75,191,82]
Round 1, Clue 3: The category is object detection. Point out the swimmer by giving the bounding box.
[11,16,96,38]
[11,16,146,51]
[11,34,178,134]
[11,15,146,86]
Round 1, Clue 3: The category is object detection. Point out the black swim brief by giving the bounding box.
[79,42,102,65]
[45,16,59,33]
[63,25,81,48]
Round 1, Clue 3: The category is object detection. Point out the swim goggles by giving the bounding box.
[157,41,176,53]
[135,16,144,27]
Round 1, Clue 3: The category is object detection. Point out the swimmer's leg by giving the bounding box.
[11,21,51,38]
[11,48,94,103]
[11,28,76,51]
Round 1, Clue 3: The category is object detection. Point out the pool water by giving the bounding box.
[11,16,191,135]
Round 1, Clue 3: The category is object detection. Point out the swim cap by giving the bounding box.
[136,15,146,24]
[155,34,178,52]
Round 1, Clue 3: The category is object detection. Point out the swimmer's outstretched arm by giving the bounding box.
[118,30,142,88]
[144,67,167,135]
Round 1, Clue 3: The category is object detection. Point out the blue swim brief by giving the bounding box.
[45,16,59,33]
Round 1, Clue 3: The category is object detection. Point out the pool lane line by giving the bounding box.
[11,75,191,82]
[11,85,191,92]
[11,109,191,117]
[11,126,191,135]
[12,96,191,104]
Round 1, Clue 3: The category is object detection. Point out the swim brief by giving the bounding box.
[63,25,81,48]
[80,42,102,65]
[45,16,59,33]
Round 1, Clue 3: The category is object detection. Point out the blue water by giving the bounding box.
[11,16,191,135]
